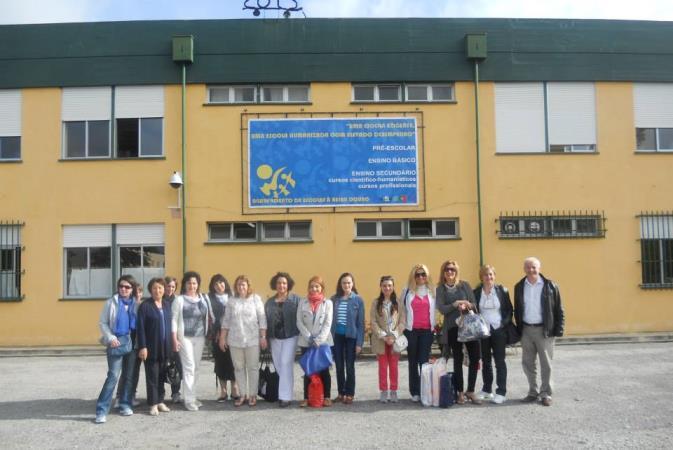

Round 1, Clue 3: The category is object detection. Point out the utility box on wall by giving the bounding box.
[465,33,487,60]
[172,35,194,63]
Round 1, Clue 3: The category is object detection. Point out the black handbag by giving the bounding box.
[506,322,521,346]
[165,356,182,386]
[258,350,279,402]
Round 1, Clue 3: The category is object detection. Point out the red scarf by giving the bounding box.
[308,292,324,312]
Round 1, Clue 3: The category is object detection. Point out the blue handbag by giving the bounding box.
[299,344,333,376]
[107,334,133,357]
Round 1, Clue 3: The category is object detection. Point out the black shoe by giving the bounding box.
[278,400,290,408]
[520,395,538,403]
[541,397,552,407]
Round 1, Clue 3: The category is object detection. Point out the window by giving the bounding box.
[63,224,164,298]
[207,85,310,104]
[634,83,673,152]
[62,86,163,159]
[405,84,454,102]
[208,221,312,243]
[639,213,673,288]
[354,219,458,240]
[0,90,22,161]
[498,212,605,239]
[495,82,597,153]
[353,84,401,102]
[0,222,22,300]
[352,83,454,103]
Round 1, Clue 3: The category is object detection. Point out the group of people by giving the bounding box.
[94,256,564,423]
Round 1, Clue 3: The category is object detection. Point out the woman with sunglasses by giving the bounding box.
[402,264,436,403]
[436,260,481,405]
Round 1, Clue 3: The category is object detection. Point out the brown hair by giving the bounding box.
[234,275,254,297]
[307,275,326,294]
[439,260,460,285]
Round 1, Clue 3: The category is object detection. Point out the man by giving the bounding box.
[514,257,564,407]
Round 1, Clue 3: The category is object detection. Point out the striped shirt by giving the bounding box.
[335,299,349,335]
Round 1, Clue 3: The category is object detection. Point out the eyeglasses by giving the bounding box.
[414,272,427,278]
[444,267,457,273]
[118,284,133,290]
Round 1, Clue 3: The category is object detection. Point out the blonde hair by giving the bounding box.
[439,260,460,285]
[479,264,496,279]
[407,263,433,292]
[234,275,254,297]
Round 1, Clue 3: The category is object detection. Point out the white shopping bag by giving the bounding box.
[432,358,448,407]
[420,362,434,407]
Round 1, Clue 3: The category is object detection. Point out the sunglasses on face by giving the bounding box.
[444,267,457,273]
[414,272,427,278]
[118,284,133,290]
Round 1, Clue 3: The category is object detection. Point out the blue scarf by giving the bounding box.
[114,296,137,335]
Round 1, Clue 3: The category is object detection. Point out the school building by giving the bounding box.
[1,18,672,346]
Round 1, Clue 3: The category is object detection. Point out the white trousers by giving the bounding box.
[230,345,260,399]
[270,336,298,401]
[179,335,205,406]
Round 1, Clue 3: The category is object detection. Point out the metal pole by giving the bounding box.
[181,63,187,274]
[474,61,484,266]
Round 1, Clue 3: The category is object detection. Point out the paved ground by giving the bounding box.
[0,342,672,449]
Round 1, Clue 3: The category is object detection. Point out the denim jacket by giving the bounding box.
[330,293,365,347]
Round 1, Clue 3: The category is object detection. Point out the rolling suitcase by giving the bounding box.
[438,372,456,408]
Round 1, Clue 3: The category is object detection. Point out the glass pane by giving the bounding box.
[0,136,21,159]
[140,118,163,156]
[233,223,256,240]
[551,219,572,235]
[287,86,309,102]
[262,87,283,102]
[88,120,110,157]
[263,222,285,239]
[406,86,428,101]
[143,246,165,268]
[409,220,432,237]
[663,239,673,284]
[353,86,375,101]
[116,118,139,157]
[288,221,311,239]
[576,218,598,235]
[641,240,661,285]
[66,248,88,296]
[435,220,456,236]
[356,221,377,237]
[209,87,230,103]
[432,85,453,101]
[636,128,656,151]
[658,128,673,150]
[120,246,141,269]
[90,247,111,269]
[209,224,231,240]
[234,87,255,103]
[64,121,86,158]
[381,221,402,237]
[378,85,401,101]
[0,249,13,271]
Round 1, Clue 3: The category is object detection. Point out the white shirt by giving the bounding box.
[523,277,544,324]
[479,288,501,329]
[222,294,267,348]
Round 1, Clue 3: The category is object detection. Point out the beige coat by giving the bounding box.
[370,298,406,355]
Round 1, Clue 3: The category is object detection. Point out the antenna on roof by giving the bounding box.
[243,0,305,18]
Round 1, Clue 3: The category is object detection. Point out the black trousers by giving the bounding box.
[300,347,331,399]
[447,327,481,392]
[144,359,167,406]
[481,326,508,396]
[404,328,433,396]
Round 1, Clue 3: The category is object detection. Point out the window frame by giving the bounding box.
[498,214,605,239]
[0,222,22,301]
[207,221,313,243]
[117,244,166,291]
[354,218,459,241]
[352,84,402,103]
[0,136,21,161]
[206,85,310,105]
[115,117,164,158]
[635,127,673,152]
[639,213,673,289]
[63,245,113,299]
[62,120,112,159]
[404,84,455,102]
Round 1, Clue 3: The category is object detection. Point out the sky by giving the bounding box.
[1,0,673,24]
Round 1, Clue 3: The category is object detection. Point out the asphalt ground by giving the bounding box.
[0,342,672,449]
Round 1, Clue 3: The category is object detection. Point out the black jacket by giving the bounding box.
[137,299,173,362]
[513,274,564,338]
[473,284,514,329]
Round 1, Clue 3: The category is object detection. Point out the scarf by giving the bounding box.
[115,296,137,334]
[308,292,324,312]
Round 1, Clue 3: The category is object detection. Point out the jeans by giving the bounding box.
[481,326,508,396]
[332,333,357,396]
[447,326,481,393]
[96,347,135,417]
[405,328,433,396]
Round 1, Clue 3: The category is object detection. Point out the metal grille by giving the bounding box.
[0,221,23,300]
[497,211,605,239]
[638,212,673,289]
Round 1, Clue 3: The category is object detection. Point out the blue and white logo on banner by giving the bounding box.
[248,117,418,208]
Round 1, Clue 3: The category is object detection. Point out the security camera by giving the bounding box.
[169,171,183,189]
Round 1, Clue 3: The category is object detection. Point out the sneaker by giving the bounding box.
[94,415,106,424]
[171,393,182,404]
[379,391,388,403]
[157,403,171,412]
[492,394,506,404]
[184,403,199,411]
[411,395,420,402]
[149,405,159,416]
[477,391,494,401]
[389,391,399,403]
[119,407,133,416]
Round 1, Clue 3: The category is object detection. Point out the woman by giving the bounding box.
[94,275,138,424]
[265,272,300,407]
[370,275,406,403]
[436,260,481,405]
[474,265,513,404]
[402,264,436,403]
[208,274,238,402]
[171,271,214,411]
[330,272,365,405]
[163,276,182,404]
[296,276,333,407]
[219,275,267,407]
[137,278,172,416]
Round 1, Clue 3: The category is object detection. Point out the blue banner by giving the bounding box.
[248,117,418,208]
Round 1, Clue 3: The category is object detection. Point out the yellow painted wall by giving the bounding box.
[1,81,672,346]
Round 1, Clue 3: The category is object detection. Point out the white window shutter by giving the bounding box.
[547,82,596,146]
[117,224,164,245]
[63,225,112,247]
[495,83,545,153]
[640,216,673,239]
[62,87,111,121]
[0,90,21,136]
[634,83,673,128]
[115,86,164,118]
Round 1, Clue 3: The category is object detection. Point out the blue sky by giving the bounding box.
[2,0,673,24]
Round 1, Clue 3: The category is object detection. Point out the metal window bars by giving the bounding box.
[638,211,673,289]
[497,211,606,239]
[0,221,23,300]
